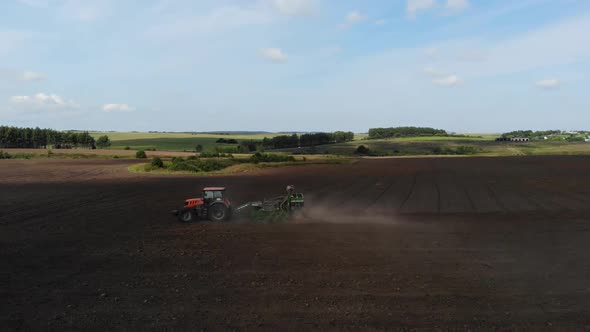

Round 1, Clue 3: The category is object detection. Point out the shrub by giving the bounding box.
[215,146,239,154]
[168,159,232,173]
[0,150,11,159]
[146,147,157,151]
[136,150,147,159]
[355,145,370,155]
[124,146,130,150]
[454,146,480,155]
[199,151,220,158]
[171,156,185,164]
[249,152,296,163]
[566,136,585,142]
[199,159,232,172]
[151,156,164,168]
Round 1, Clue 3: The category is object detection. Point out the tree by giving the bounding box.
[195,144,203,153]
[368,127,447,139]
[151,156,164,168]
[96,135,111,149]
[355,145,370,155]
[136,150,147,159]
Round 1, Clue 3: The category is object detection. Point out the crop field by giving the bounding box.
[89,132,279,152]
[2,156,590,329]
[88,131,373,152]
[84,131,590,157]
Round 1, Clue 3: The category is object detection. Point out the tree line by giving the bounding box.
[216,138,239,144]
[501,130,562,138]
[0,126,99,149]
[368,127,447,139]
[261,131,355,149]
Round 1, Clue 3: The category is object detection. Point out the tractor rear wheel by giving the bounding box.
[178,208,196,223]
[209,204,228,222]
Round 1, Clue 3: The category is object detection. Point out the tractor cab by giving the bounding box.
[203,187,226,204]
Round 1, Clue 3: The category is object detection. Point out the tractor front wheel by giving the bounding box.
[178,208,197,223]
[209,204,229,222]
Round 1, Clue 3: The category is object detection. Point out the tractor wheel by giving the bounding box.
[209,204,229,222]
[178,208,197,223]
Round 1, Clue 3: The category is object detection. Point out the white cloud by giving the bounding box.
[10,93,79,108]
[346,11,368,24]
[271,0,318,16]
[422,66,460,85]
[432,75,462,86]
[375,19,387,25]
[259,48,288,63]
[535,79,560,90]
[103,103,135,112]
[407,0,436,17]
[22,71,46,82]
[445,0,469,12]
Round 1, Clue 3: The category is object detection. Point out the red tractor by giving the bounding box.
[173,187,232,222]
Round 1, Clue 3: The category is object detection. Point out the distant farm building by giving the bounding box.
[495,137,530,142]
[585,138,590,143]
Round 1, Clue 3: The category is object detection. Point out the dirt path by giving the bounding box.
[2,156,590,330]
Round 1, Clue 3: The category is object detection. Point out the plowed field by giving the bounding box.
[2,156,590,330]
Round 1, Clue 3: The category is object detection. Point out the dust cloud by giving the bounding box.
[293,204,399,225]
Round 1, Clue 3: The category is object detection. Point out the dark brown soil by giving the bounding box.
[2,156,590,330]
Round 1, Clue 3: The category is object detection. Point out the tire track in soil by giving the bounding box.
[447,165,497,214]
[438,171,475,214]
[362,172,416,215]
[334,175,390,215]
[398,173,418,211]
[301,175,353,208]
[363,179,397,214]
[400,172,439,214]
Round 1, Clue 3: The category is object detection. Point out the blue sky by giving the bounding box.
[1,0,589,133]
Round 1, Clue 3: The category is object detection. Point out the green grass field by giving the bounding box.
[90,132,370,152]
